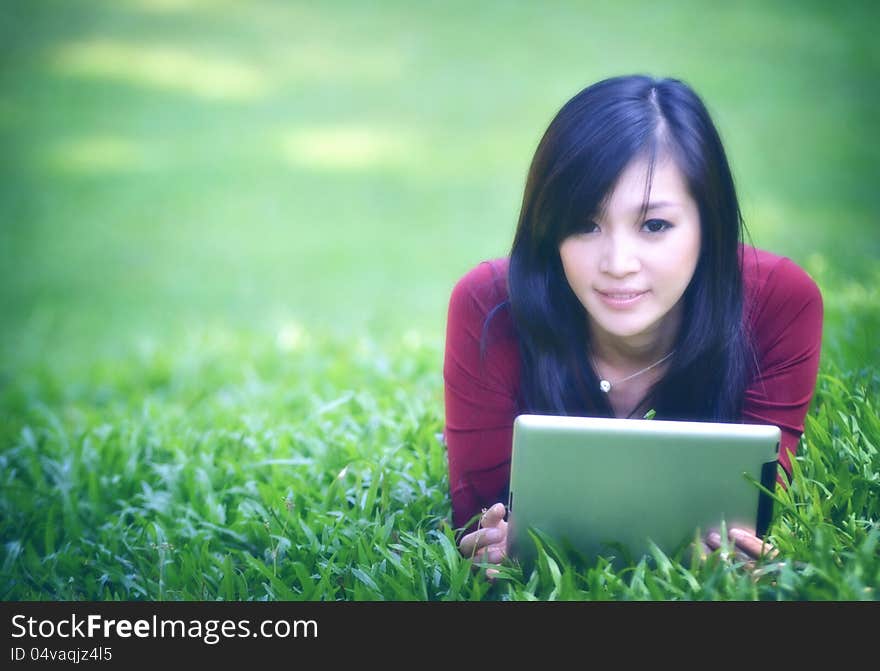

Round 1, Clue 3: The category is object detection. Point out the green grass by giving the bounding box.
[1,331,878,600]
[1,0,879,600]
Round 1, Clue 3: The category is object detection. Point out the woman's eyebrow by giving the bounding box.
[643,200,678,211]
[613,200,679,217]
[597,200,680,221]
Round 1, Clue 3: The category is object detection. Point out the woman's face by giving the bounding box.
[559,154,701,348]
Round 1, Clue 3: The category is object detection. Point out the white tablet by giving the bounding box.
[507,414,780,568]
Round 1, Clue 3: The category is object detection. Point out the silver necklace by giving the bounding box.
[594,350,675,393]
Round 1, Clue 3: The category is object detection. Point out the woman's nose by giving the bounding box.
[598,234,641,277]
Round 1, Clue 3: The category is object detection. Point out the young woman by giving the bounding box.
[443,75,823,574]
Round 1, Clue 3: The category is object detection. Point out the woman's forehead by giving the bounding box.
[601,155,692,216]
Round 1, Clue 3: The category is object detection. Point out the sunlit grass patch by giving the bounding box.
[49,39,271,101]
[278,125,420,171]
[43,135,145,174]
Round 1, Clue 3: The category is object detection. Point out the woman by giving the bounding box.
[443,75,823,575]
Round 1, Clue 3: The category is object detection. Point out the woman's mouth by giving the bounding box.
[595,289,647,308]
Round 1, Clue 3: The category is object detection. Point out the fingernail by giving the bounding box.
[728,528,745,539]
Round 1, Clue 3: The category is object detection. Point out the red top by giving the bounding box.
[443,245,824,530]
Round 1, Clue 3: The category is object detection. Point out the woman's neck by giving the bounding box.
[588,303,681,370]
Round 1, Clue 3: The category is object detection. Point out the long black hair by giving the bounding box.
[504,75,754,421]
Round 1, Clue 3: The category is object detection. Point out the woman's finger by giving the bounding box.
[473,544,505,565]
[459,526,504,556]
[705,531,722,551]
[479,503,506,529]
[729,528,778,560]
[704,530,748,562]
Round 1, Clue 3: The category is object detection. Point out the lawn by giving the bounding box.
[1,0,878,600]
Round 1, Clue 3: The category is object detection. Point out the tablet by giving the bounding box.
[507,414,780,568]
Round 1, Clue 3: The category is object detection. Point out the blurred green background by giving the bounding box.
[1,0,878,378]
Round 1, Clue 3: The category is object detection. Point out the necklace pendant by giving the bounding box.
[599,379,612,393]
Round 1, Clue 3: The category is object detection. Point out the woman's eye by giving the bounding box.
[576,221,599,234]
[643,219,671,233]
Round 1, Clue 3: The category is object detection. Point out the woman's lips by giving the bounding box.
[595,289,647,308]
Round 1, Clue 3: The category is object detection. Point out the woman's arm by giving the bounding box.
[443,260,520,531]
[742,254,824,478]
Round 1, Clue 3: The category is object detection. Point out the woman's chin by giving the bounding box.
[590,318,656,341]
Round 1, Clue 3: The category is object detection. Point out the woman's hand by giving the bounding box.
[458,502,508,579]
[704,526,778,563]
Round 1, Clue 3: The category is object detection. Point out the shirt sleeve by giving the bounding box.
[742,257,824,478]
[443,262,519,531]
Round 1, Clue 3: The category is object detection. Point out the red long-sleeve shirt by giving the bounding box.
[443,245,824,530]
